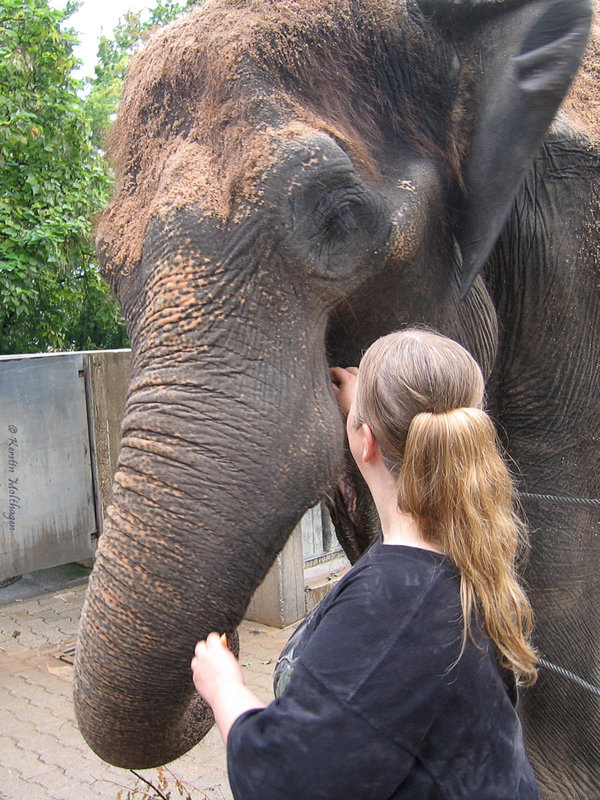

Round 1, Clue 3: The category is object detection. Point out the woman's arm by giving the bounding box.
[191,633,265,744]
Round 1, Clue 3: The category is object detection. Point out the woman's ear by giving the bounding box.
[361,423,378,463]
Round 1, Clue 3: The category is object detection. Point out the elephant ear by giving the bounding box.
[418,0,593,296]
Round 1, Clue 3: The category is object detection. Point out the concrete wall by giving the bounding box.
[0,353,98,579]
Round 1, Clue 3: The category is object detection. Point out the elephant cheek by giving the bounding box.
[388,165,442,260]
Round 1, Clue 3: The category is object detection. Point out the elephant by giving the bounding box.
[73,0,600,797]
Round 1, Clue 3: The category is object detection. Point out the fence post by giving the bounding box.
[86,351,131,531]
[246,523,306,628]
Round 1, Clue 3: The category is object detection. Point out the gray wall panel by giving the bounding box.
[0,354,96,579]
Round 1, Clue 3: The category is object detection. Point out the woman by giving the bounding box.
[191,328,540,799]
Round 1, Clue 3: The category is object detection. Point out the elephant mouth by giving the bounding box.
[336,470,363,538]
[327,452,377,563]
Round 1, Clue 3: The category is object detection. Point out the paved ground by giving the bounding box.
[0,567,295,800]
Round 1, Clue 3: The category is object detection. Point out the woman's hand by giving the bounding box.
[192,633,244,708]
[330,366,359,418]
[191,633,265,745]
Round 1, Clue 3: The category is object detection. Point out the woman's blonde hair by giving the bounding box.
[355,328,538,685]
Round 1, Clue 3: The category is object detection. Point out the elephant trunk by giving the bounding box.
[74,356,343,767]
[74,522,219,767]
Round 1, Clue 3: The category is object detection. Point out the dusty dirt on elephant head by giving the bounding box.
[562,2,600,143]
[96,0,461,285]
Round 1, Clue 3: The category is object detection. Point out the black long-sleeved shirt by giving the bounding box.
[228,537,539,799]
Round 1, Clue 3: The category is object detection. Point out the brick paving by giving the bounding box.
[0,579,295,800]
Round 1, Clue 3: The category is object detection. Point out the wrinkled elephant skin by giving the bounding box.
[73,2,599,798]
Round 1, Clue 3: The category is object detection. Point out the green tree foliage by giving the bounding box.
[85,0,197,149]
[0,0,128,354]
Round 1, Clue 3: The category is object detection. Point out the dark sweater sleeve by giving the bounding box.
[227,660,413,800]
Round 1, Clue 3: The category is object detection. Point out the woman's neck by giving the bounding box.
[354,422,443,554]
[381,511,441,553]
[371,471,442,554]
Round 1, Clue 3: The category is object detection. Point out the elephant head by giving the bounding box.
[73,0,592,771]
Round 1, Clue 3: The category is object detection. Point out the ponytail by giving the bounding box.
[399,407,538,684]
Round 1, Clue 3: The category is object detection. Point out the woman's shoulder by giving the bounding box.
[346,537,459,601]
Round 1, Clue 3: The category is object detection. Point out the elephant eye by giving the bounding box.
[281,143,389,283]
[310,186,371,259]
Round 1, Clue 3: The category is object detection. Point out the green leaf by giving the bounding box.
[0,0,198,355]
[0,0,126,354]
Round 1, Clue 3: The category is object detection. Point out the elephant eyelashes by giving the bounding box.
[315,190,363,240]
[297,179,384,280]
[310,202,373,274]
